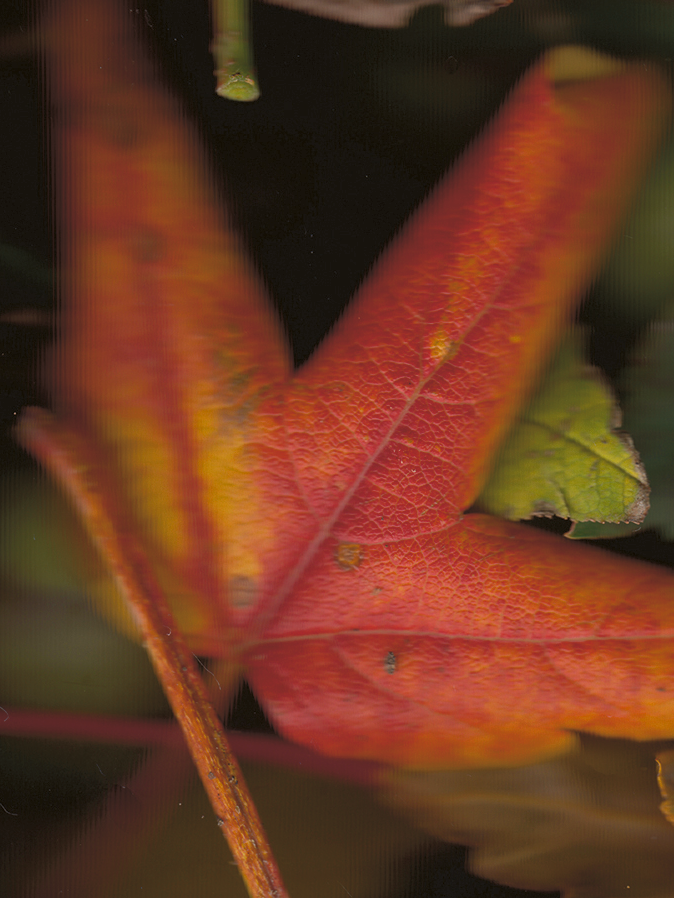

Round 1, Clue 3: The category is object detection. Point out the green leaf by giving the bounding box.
[621,318,674,540]
[565,520,642,540]
[477,332,649,526]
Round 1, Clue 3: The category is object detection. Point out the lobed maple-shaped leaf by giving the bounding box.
[240,58,674,768]
[21,0,674,803]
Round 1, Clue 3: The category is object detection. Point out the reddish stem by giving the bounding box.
[0,707,382,788]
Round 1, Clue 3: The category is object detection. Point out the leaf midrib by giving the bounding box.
[251,290,501,640]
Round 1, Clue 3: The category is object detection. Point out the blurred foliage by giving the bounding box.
[621,315,674,541]
[386,735,674,898]
[600,136,674,325]
[0,472,166,717]
[105,760,428,898]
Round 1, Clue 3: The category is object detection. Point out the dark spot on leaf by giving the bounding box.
[229,370,251,392]
[132,228,165,263]
[229,575,258,611]
[96,102,141,148]
[532,500,559,517]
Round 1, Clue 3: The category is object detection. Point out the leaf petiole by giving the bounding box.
[211,0,260,101]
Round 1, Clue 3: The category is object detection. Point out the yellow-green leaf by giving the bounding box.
[477,332,649,525]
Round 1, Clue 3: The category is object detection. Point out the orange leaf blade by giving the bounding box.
[245,52,674,769]
[249,514,674,768]
[46,0,289,645]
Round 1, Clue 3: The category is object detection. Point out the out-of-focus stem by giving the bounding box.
[211,0,260,101]
[1,707,382,787]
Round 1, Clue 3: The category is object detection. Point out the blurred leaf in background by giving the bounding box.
[385,735,674,898]
[621,316,674,541]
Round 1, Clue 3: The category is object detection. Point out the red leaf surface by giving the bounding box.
[27,0,674,779]
[243,62,674,767]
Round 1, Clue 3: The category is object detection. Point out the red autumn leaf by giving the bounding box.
[19,0,674,822]
[235,59,674,768]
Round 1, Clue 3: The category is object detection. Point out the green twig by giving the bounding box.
[211,0,260,101]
